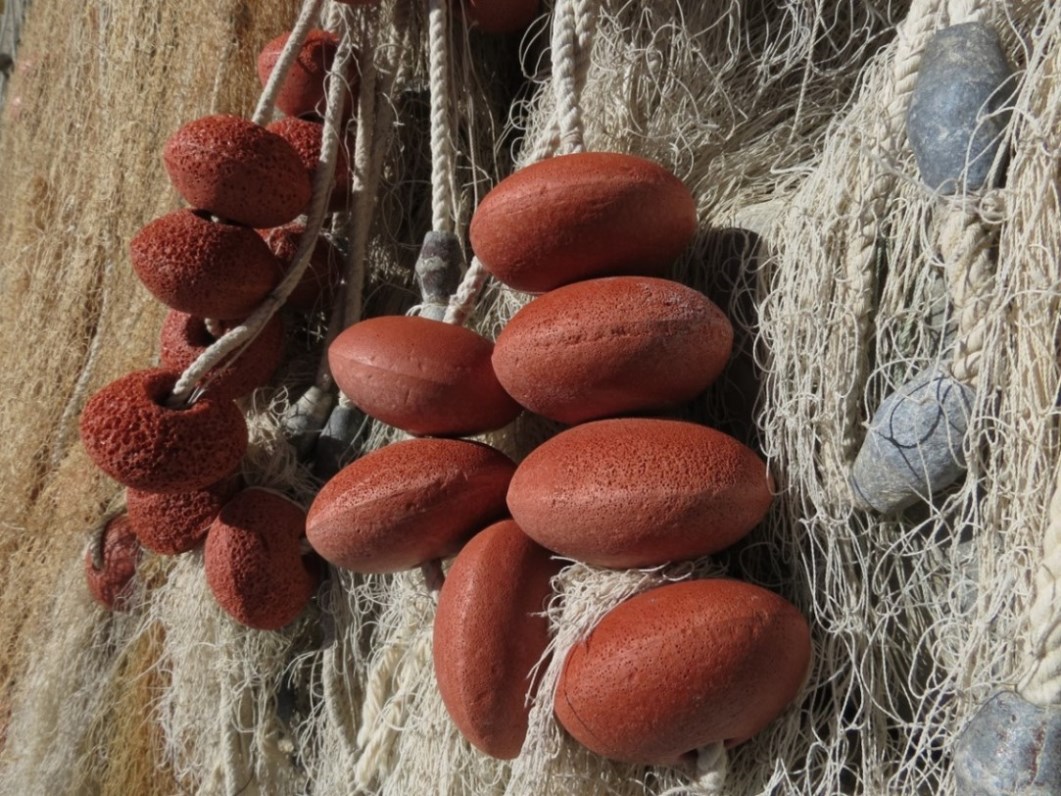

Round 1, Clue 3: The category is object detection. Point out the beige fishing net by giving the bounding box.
[1,0,1059,794]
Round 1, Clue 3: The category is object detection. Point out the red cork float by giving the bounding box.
[159,310,285,401]
[328,316,521,437]
[126,476,240,555]
[433,520,561,759]
[554,579,811,764]
[204,488,319,630]
[462,0,541,34]
[130,210,283,320]
[84,513,142,611]
[163,114,311,228]
[493,276,733,424]
[259,223,341,312]
[79,368,247,493]
[306,438,515,573]
[507,418,773,568]
[266,117,352,210]
[469,152,697,293]
[257,29,341,119]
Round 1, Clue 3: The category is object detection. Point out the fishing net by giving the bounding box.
[1,1,1059,794]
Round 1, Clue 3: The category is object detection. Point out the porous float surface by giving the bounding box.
[507,418,773,567]
[554,579,811,765]
[266,116,351,209]
[433,519,560,759]
[159,311,285,400]
[306,438,515,572]
[130,210,283,320]
[204,488,318,630]
[79,368,248,493]
[84,514,141,610]
[163,114,311,228]
[256,29,338,119]
[329,315,521,436]
[469,151,697,292]
[126,477,240,555]
[493,276,733,424]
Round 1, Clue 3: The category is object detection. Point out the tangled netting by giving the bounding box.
[1,1,1060,794]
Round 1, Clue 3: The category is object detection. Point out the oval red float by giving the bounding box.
[555,579,811,764]
[329,315,521,437]
[493,276,733,424]
[306,438,515,573]
[469,152,697,293]
[507,418,772,568]
[433,519,560,759]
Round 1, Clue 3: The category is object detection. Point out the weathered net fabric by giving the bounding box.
[1,1,1060,794]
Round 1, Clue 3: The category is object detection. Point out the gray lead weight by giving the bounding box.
[907,22,1014,194]
[415,231,463,322]
[954,691,1061,796]
[850,366,973,513]
[313,403,366,480]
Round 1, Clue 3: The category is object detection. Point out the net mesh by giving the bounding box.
[1,1,1060,794]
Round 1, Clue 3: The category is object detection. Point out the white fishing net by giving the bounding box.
[1,1,1059,794]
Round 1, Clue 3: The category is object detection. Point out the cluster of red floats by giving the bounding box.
[78,0,809,773]
[305,151,811,764]
[79,23,356,622]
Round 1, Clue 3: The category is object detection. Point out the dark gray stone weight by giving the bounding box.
[850,366,973,513]
[954,691,1061,796]
[414,230,462,322]
[313,403,366,480]
[907,22,1014,193]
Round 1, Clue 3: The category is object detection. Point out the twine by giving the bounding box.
[252,0,326,126]
[169,8,356,405]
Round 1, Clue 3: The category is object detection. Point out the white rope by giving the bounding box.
[428,0,456,234]
[946,0,988,24]
[170,10,355,405]
[252,0,326,126]
[939,201,997,385]
[442,256,489,326]
[551,0,590,155]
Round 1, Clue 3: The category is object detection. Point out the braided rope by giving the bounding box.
[835,0,941,468]
[946,0,988,24]
[252,0,326,126]
[446,0,598,323]
[442,255,488,326]
[551,0,589,154]
[1016,26,1061,708]
[352,631,428,790]
[939,202,997,384]
[170,10,356,404]
[428,0,456,234]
